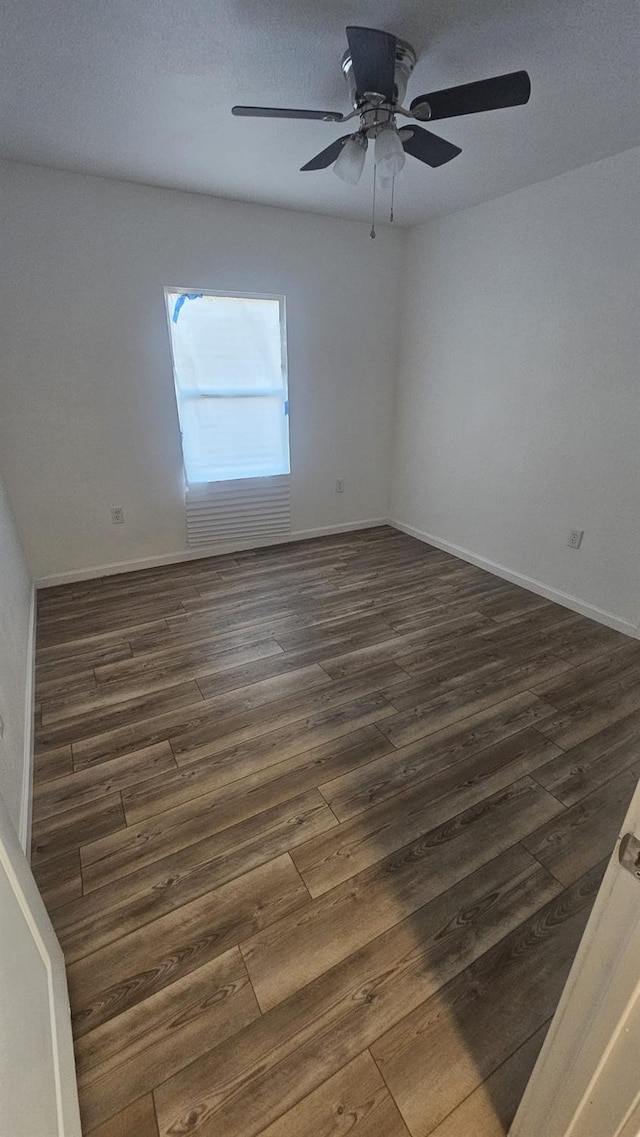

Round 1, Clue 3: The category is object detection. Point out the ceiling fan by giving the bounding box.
[232,26,531,186]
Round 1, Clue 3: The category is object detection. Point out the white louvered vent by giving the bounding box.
[185,475,291,547]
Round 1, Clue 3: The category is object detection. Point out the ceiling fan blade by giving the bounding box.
[346,26,397,102]
[410,70,531,121]
[232,105,344,122]
[402,126,461,168]
[300,134,353,171]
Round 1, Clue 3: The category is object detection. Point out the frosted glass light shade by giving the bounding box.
[333,135,367,185]
[375,125,406,179]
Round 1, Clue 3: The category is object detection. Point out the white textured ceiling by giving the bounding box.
[1,0,638,226]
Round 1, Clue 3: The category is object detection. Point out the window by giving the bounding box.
[164,289,290,484]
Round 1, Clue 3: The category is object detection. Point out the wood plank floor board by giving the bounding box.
[193,650,395,713]
[371,860,605,1136]
[61,638,286,713]
[94,631,289,688]
[31,792,126,865]
[167,664,407,767]
[169,690,397,778]
[529,662,640,730]
[68,853,307,1037]
[484,600,578,632]
[166,597,302,636]
[30,527,640,1136]
[37,680,204,753]
[398,632,571,686]
[192,570,338,605]
[377,648,508,711]
[31,849,83,911]
[177,590,306,621]
[290,590,445,631]
[38,579,200,615]
[319,626,492,683]
[86,1095,159,1137]
[38,578,198,611]
[256,628,429,677]
[32,741,177,823]
[473,625,580,667]
[33,743,73,783]
[381,600,482,634]
[270,613,398,652]
[45,646,290,731]
[386,652,572,716]
[426,1023,550,1137]
[36,597,190,646]
[551,622,635,665]
[67,663,331,768]
[78,786,338,900]
[255,1050,412,1137]
[61,791,336,950]
[36,620,170,664]
[43,574,212,608]
[35,640,133,685]
[476,592,558,623]
[76,947,260,1131]
[38,668,98,704]
[522,766,640,886]
[35,670,99,704]
[163,601,304,637]
[121,724,393,826]
[127,613,303,657]
[376,677,554,751]
[535,682,640,750]
[320,614,491,682]
[533,708,640,806]
[244,778,563,1010]
[363,588,473,622]
[549,631,633,670]
[171,568,332,606]
[153,845,559,1137]
[530,641,640,707]
[297,734,563,897]
[321,722,561,823]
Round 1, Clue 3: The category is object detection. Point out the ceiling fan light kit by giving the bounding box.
[232,25,531,233]
[374,124,406,180]
[333,133,368,185]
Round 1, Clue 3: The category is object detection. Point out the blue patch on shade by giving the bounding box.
[172,293,204,323]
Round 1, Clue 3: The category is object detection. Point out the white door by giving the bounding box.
[0,792,81,1137]
[511,774,640,1137]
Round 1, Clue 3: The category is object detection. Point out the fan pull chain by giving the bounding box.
[370,162,377,239]
[390,176,395,224]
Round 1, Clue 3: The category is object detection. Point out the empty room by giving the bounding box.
[1,2,639,1136]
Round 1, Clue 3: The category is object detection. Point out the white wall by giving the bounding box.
[1,151,638,632]
[0,161,404,581]
[391,148,640,634]
[0,470,34,845]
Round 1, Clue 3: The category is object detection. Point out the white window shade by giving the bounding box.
[184,475,291,547]
[165,291,290,484]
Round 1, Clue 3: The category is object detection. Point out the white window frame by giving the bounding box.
[163,287,291,485]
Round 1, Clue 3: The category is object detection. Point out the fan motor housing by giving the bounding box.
[341,37,416,109]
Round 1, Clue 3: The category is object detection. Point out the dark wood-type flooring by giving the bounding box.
[31,526,640,1137]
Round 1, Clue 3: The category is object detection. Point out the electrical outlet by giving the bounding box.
[111,507,125,525]
[567,528,584,549]
[335,479,345,494]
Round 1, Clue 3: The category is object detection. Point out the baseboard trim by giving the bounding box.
[35,519,389,588]
[18,583,37,856]
[391,519,639,639]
